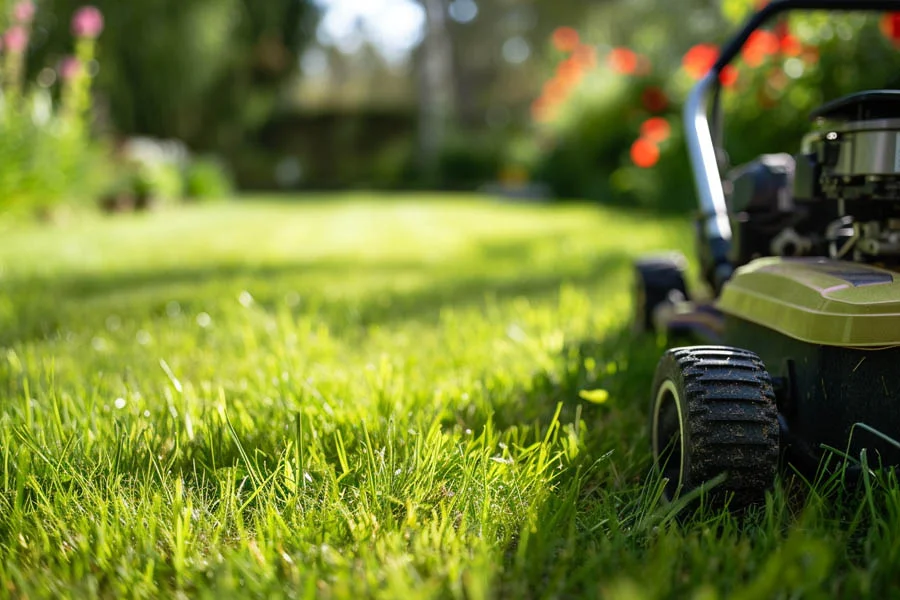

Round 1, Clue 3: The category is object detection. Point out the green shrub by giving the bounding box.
[370,138,418,189]
[183,156,233,201]
[436,131,505,190]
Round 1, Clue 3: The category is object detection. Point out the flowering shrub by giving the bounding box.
[526,6,900,211]
[0,2,111,217]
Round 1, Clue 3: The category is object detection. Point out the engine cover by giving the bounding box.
[716,256,900,347]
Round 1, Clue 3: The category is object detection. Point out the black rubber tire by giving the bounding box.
[633,253,688,334]
[649,345,780,509]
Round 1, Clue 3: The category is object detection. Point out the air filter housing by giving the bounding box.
[793,90,900,202]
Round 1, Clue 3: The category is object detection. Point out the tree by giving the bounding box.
[416,0,456,179]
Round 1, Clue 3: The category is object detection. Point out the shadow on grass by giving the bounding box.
[0,236,631,346]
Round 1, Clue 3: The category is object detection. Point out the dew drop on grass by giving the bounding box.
[239,291,254,307]
[196,312,212,328]
[143,410,151,418]
[114,397,126,409]
[91,337,108,352]
[136,330,152,345]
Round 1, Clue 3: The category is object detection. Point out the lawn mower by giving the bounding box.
[634,0,900,508]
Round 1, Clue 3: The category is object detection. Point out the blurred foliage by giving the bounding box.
[436,129,506,190]
[523,1,900,211]
[183,156,235,201]
[29,0,318,154]
[0,1,114,217]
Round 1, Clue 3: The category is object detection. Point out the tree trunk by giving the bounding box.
[417,0,456,182]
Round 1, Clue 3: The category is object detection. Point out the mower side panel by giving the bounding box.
[725,317,900,468]
[717,257,900,347]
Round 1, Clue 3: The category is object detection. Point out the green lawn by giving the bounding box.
[1,194,898,598]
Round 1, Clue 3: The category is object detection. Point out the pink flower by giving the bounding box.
[71,6,104,38]
[58,56,82,81]
[13,1,35,23]
[4,25,29,53]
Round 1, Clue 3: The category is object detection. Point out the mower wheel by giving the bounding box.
[650,345,779,509]
[632,253,688,334]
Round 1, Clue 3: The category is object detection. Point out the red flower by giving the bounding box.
[641,87,668,112]
[552,27,580,53]
[640,117,671,143]
[719,65,738,88]
[682,44,718,80]
[779,34,802,56]
[608,47,638,75]
[882,13,900,46]
[631,138,660,168]
[742,30,778,67]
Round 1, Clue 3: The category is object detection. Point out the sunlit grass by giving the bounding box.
[1,193,898,598]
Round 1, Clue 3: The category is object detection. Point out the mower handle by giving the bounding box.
[686,0,900,289]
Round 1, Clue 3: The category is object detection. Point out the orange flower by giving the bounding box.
[640,117,671,143]
[608,47,638,75]
[882,13,900,45]
[557,57,584,85]
[543,78,570,104]
[779,34,802,56]
[741,30,778,67]
[682,44,718,80]
[719,65,738,88]
[572,44,597,69]
[552,27,580,53]
[641,87,668,112]
[631,138,660,168]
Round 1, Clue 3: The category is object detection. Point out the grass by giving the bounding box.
[1,193,900,598]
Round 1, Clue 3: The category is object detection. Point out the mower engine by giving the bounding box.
[724,90,900,270]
